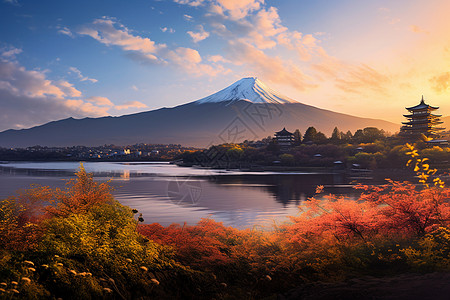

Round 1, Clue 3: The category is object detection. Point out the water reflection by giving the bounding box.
[209,173,355,206]
[0,162,361,228]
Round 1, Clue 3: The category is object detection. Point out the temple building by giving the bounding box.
[400,96,445,139]
[275,127,294,150]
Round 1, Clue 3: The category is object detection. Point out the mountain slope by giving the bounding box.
[195,77,297,104]
[0,78,400,148]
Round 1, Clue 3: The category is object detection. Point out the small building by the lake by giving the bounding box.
[275,127,294,150]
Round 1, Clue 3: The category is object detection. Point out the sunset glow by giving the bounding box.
[1,0,449,131]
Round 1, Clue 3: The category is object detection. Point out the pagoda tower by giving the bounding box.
[400,96,445,138]
[275,127,294,150]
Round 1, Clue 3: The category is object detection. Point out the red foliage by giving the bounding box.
[139,219,240,267]
[45,165,113,217]
[283,181,450,251]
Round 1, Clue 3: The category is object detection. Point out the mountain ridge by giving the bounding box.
[194,77,298,105]
[0,78,400,148]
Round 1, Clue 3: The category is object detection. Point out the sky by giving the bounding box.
[1,0,450,132]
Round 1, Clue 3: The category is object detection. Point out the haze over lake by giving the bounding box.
[0,161,360,228]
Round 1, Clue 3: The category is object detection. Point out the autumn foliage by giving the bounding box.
[1,145,450,298]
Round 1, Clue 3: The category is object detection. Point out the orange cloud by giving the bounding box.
[115,101,148,110]
[227,40,317,91]
[187,25,210,43]
[88,96,114,106]
[430,72,450,93]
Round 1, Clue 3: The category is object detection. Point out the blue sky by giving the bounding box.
[1,0,450,131]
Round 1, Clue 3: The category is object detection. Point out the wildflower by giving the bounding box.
[41,264,49,269]
[69,270,77,275]
[0,288,5,293]
[54,255,59,258]
[0,283,6,287]
[11,289,20,294]
[103,288,112,293]
[264,275,272,281]
[56,263,63,267]
[11,281,18,286]
[125,258,132,263]
[86,272,92,276]
[21,277,31,284]
[28,267,36,272]
[150,278,160,285]
[108,278,115,284]
[220,283,227,288]
[24,260,34,266]
[140,266,148,272]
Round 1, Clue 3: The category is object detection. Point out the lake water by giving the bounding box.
[0,161,363,228]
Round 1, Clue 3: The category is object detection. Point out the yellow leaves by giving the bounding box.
[405,144,445,188]
[406,150,419,158]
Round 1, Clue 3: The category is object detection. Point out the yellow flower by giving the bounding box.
[21,277,31,284]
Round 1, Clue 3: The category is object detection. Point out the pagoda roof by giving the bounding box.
[402,121,443,126]
[406,96,439,111]
[275,127,293,136]
[403,113,442,118]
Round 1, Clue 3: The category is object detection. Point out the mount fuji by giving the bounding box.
[195,77,297,104]
[0,77,399,148]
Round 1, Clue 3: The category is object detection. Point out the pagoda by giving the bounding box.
[275,127,294,150]
[400,96,445,138]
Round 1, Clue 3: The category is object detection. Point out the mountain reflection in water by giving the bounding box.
[0,162,361,228]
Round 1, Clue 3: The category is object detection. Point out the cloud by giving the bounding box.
[160,27,175,33]
[131,85,139,91]
[174,0,204,6]
[0,58,109,131]
[57,26,73,37]
[187,25,210,42]
[78,18,166,54]
[409,25,427,33]
[335,64,391,95]
[210,0,264,20]
[227,40,317,91]
[3,0,19,6]
[79,18,226,77]
[0,46,22,59]
[87,96,114,106]
[207,54,230,63]
[430,72,450,93]
[183,14,194,21]
[68,67,98,83]
[115,100,148,110]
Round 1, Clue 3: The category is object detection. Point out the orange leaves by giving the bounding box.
[45,165,113,218]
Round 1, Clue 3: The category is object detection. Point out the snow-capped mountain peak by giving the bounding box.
[194,77,298,104]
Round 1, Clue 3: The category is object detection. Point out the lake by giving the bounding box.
[0,161,366,228]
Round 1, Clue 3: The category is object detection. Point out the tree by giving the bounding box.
[293,129,302,146]
[342,130,353,142]
[303,127,318,143]
[353,129,364,143]
[314,132,328,144]
[330,127,342,144]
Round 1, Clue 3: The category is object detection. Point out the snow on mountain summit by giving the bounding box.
[194,77,298,104]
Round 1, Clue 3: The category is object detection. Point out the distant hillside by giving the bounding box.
[0,78,400,148]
